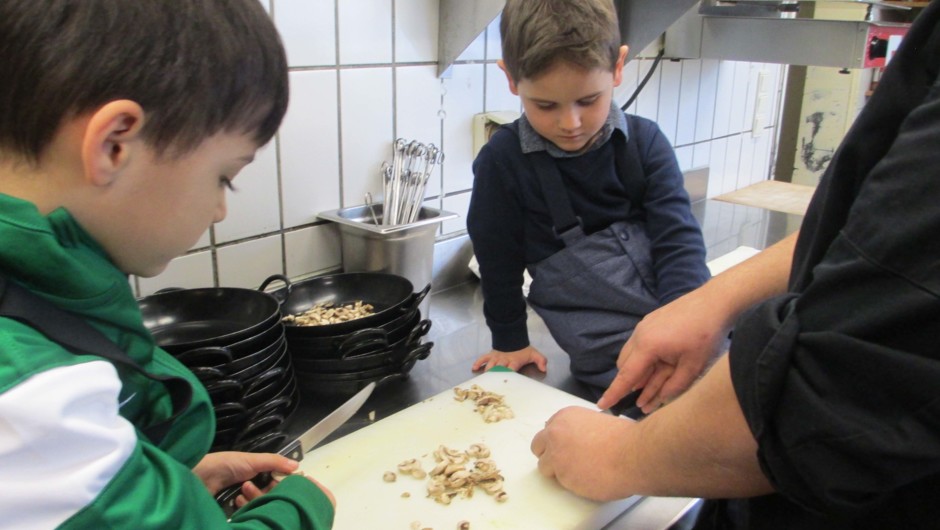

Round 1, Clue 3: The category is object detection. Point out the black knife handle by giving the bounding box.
[215,472,272,516]
[214,439,304,516]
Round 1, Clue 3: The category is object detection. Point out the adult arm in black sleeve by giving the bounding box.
[730,62,940,518]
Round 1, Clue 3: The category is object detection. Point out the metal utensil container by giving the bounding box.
[318,204,457,305]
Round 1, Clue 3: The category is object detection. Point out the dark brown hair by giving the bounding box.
[500,0,621,82]
[0,0,289,162]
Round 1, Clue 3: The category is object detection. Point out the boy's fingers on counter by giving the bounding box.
[535,356,548,372]
[472,355,493,371]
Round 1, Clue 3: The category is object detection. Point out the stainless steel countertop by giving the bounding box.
[283,199,802,529]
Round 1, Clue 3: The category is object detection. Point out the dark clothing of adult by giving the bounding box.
[467,110,709,353]
[712,2,940,528]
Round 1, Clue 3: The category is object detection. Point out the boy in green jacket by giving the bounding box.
[0,1,334,528]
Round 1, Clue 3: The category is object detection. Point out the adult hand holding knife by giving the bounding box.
[214,382,376,515]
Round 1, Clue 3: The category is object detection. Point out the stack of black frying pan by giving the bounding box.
[274,272,433,400]
[138,275,297,453]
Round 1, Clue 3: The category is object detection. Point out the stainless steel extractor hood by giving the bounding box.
[438,0,504,77]
[437,0,701,76]
[436,0,912,76]
[664,1,912,68]
[614,0,701,61]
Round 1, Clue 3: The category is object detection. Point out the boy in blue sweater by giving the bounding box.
[467,0,709,394]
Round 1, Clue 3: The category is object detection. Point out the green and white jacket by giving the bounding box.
[0,193,334,529]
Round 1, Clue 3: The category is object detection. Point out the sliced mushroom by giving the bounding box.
[466,443,490,459]
[399,443,509,506]
[453,385,515,423]
[444,463,466,475]
[398,458,427,479]
[283,300,375,327]
[427,480,446,497]
[479,479,504,495]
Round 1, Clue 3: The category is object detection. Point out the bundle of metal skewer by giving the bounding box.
[371,138,444,226]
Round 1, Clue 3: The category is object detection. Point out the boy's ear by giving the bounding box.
[613,45,629,87]
[81,100,145,186]
[497,60,520,96]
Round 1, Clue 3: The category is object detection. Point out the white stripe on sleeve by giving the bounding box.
[0,361,137,529]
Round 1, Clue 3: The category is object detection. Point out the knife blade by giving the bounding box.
[278,381,375,461]
[215,381,376,512]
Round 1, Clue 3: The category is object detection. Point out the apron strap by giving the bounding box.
[529,150,585,246]
[0,275,192,446]
[613,121,646,221]
[614,117,648,221]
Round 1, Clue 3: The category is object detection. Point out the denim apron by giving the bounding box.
[525,133,661,390]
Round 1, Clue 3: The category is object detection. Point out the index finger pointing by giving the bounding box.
[597,359,652,410]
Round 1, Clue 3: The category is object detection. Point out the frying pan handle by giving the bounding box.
[405,319,432,345]
[213,402,249,431]
[205,378,243,404]
[233,414,287,448]
[400,342,433,365]
[338,328,389,359]
[175,345,233,369]
[242,366,287,397]
[367,342,435,392]
[374,372,408,389]
[247,395,293,423]
[214,401,247,417]
[213,401,248,423]
[258,274,292,306]
[189,365,227,383]
[406,283,432,311]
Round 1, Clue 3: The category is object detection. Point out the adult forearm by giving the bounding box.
[625,354,773,498]
[700,231,797,332]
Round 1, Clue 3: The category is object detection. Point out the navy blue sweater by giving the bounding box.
[467,113,709,351]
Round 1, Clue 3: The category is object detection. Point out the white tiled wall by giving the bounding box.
[133,1,785,296]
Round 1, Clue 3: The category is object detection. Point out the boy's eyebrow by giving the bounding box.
[526,96,557,104]
[527,91,603,104]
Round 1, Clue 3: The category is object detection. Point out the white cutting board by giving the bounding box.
[298,370,640,530]
[707,246,760,275]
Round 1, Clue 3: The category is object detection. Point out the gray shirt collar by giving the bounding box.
[518,102,627,158]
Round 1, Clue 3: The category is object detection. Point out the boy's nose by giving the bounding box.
[558,108,581,131]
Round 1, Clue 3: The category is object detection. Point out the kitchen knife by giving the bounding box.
[278,381,375,461]
[215,381,376,512]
